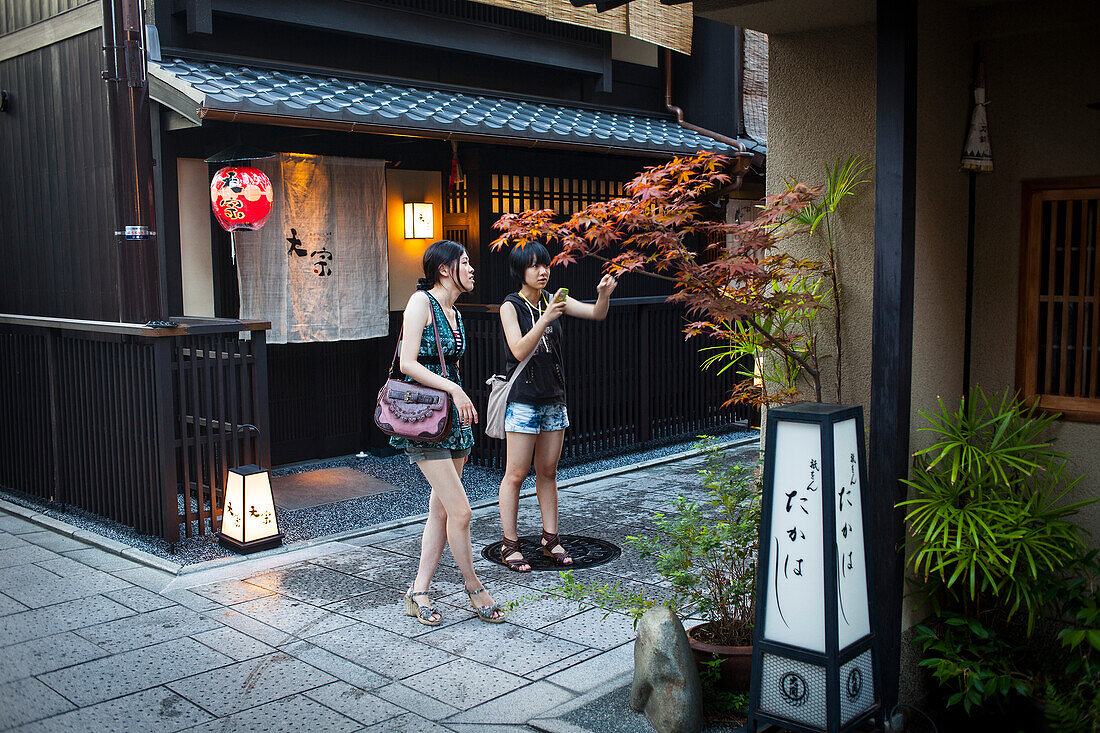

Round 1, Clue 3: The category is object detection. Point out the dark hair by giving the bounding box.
[508,242,551,282]
[417,240,468,291]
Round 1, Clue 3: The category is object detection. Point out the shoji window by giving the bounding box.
[1017,179,1100,420]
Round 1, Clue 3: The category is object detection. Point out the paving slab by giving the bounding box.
[303,680,406,726]
[0,676,76,729]
[400,656,528,710]
[419,617,588,676]
[73,605,222,653]
[365,711,455,732]
[244,563,382,605]
[60,547,142,572]
[0,592,29,617]
[166,652,336,716]
[178,692,361,733]
[11,686,214,733]
[102,585,176,613]
[307,621,454,679]
[539,607,638,650]
[0,545,57,569]
[38,636,233,707]
[16,531,87,553]
[0,595,134,647]
[191,625,278,662]
[370,682,462,721]
[278,639,391,690]
[189,577,276,605]
[230,592,359,638]
[0,631,109,685]
[543,641,636,694]
[444,679,577,725]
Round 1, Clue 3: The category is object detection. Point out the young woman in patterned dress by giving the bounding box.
[391,240,504,624]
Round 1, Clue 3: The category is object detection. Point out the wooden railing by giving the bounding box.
[0,315,270,544]
[460,298,754,468]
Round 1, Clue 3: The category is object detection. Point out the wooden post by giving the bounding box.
[151,337,180,544]
[870,0,917,717]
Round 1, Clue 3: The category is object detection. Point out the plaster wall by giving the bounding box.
[177,158,215,318]
[768,26,876,409]
[970,9,1100,539]
[386,169,443,311]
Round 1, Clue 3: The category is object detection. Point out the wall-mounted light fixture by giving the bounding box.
[404,202,434,239]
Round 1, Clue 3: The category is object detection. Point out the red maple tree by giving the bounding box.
[491,151,833,406]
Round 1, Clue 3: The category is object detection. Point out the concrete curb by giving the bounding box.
[1,432,760,578]
[0,498,184,575]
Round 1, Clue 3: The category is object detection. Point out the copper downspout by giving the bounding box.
[664,48,753,188]
[103,0,165,321]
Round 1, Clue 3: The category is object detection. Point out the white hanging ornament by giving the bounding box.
[961,68,993,173]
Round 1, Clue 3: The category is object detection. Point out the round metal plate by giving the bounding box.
[481,534,621,571]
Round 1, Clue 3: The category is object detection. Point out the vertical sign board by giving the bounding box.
[748,403,880,732]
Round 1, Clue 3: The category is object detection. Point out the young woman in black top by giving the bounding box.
[497,243,617,571]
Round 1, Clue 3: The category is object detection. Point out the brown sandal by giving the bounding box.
[541,531,573,565]
[500,536,531,572]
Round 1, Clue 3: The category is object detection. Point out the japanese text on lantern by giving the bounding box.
[832,418,871,647]
[764,420,826,652]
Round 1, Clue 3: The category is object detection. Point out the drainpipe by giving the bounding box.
[103,0,165,322]
[664,48,753,188]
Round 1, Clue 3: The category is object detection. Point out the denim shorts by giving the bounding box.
[405,445,472,464]
[505,402,569,434]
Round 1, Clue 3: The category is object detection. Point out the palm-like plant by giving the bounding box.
[781,155,872,400]
[901,389,1090,631]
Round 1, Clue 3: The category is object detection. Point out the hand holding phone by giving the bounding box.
[553,288,569,303]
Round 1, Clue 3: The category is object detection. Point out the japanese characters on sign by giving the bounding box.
[832,418,871,647]
[763,420,826,652]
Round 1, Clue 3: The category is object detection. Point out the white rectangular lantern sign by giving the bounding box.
[749,403,878,733]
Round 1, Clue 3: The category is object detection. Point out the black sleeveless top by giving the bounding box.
[503,292,566,405]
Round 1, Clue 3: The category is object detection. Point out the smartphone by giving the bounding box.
[554,288,569,303]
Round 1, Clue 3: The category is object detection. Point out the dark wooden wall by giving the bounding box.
[0,0,88,35]
[0,30,120,320]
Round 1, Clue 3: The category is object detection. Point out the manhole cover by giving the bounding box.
[481,534,621,571]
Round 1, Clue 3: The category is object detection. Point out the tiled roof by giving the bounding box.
[151,57,766,157]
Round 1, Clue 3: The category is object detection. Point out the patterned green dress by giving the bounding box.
[389,293,475,452]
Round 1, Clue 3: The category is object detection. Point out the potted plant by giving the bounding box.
[900,389,1095,726]
[554,436,760,692]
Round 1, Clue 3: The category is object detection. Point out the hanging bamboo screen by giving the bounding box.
[1017,179,1100,421]
[490,173,626,215]
[467,0,692,54]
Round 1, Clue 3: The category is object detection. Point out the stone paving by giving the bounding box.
[0,442,757,732]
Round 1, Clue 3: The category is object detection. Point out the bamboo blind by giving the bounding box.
[468,0,692,54]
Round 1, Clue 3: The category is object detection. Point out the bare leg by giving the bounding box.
[411,453,471,605]
[417,457,503,619]
[533,429,571,563]
[499,432,537,570]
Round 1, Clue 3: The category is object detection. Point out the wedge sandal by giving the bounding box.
[500,536,531,572]
[404,589,442,626]
[540,531,574,565]
[466,586,505,623]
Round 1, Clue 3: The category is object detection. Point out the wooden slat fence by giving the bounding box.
[0,315,270,543]
[461,297,753,468]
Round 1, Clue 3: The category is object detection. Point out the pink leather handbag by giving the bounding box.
[374,307,452,443]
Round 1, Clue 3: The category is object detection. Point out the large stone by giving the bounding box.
[630,605,702,733]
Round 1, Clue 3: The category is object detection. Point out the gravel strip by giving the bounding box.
[0,425,756,567]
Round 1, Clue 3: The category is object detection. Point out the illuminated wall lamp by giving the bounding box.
[218,425,282,553]
[404,202,434,239]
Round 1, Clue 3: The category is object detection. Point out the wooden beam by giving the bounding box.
[0,1,101,63]
[869,0,917,718]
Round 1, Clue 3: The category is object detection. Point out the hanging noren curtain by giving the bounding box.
[235,154,389,344]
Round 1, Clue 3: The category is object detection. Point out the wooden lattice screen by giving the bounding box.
[1017,179,1100,420]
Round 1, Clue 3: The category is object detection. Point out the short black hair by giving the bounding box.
[508,242,551,282]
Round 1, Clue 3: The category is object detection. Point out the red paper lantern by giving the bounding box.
[210,166,273,232]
